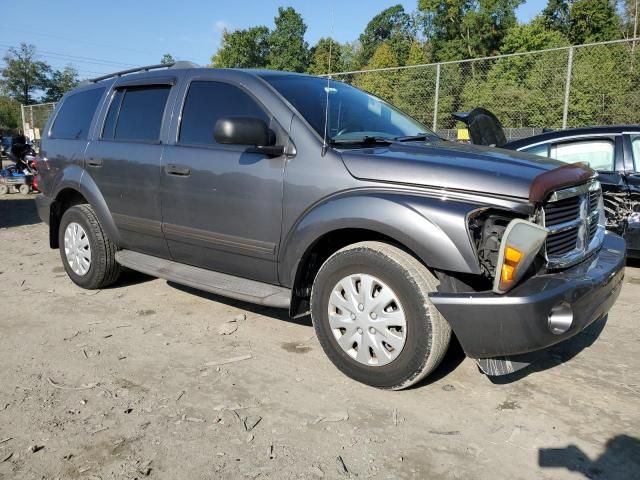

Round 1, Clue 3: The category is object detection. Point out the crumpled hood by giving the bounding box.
[339,141,569,200]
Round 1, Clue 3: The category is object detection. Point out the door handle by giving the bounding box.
[86,158,103,167]
[165,164,191,176]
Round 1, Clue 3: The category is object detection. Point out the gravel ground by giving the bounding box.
[0,194,638,480]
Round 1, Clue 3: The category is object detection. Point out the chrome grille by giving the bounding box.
[541,181,604,269]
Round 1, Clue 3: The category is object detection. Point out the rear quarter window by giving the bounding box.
[50,88,105,140]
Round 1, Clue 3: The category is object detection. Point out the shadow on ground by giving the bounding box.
[488,315,608,384]
[0,196,41,228]
[539,435,640,480]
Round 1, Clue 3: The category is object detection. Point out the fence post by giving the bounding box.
[20,104,27,134]
[562,46,574,129]
[432,63,441,131]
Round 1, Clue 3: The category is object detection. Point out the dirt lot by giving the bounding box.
[0,194,638,480]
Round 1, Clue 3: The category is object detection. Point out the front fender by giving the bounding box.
[279,190,484,287]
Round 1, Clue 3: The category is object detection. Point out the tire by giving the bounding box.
[311,241,451,390]
[0,185,8,195]
[19,184,30,195]
[58,204,121,289]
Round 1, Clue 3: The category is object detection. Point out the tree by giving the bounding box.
[211,26,270,68]
[267,7,309,72]
[357,5,415,67]
[42,66,79,103]
[419,0,523,61]
[355,42,399,101]
[393,41,435,125]
[0,95,21,129]
[542,0,573,36]
[1,43,50,105]
[341,41,363,72]
[307,38,344,75]
[543,0,622,44]
[569,0,621,43]
[160,53,175,65]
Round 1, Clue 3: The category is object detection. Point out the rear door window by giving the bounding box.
[551,139,615,171]
[179,81,269,146]
[103,85,170,142]
[50,87,105,140]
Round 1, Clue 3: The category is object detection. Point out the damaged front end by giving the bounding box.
[603,190,640,257]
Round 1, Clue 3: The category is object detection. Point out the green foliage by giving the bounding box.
[354,43,399,101]
[1,43,51,105]
[357,5,415,67]
[569,0,621,43]
[393,41,435,125]
[267,7,309,72]
[0,95,21,129]
[307,38,344,75]
[211,26,270,68]
[42,66,79,103]
[568,43,640,125]
[419,0,524,61]
[341,42,363,72]
[204,1,638,130]
[501,17,570,53]
[160,53,175,65]
[542,0,572,36]
[542,0,621,44]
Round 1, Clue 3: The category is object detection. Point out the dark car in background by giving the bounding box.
[456,109,640,258]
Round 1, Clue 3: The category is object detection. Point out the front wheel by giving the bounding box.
[58,204,121,289]
[311,241,451,390]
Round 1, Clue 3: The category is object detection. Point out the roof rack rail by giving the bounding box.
[89,61,200,83]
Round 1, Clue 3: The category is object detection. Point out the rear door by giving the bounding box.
[160,76,287,283]
[84,78,177,258]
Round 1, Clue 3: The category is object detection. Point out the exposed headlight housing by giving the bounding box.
[493,219,548,294]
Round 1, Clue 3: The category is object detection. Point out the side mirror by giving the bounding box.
[214,117,284,156]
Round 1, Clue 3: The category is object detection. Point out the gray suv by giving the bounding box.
[35,62,625,389]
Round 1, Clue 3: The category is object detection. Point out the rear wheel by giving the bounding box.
[19,184,30,195]
[58,204,121,289]
[311,241,451,390]
[0,185,8,195]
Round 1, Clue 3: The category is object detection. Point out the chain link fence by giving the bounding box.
[329,38,640,140]
[20,102,56,147]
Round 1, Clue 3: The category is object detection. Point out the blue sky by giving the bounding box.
[0,0,545,79]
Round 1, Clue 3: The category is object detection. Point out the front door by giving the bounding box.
[161,80,286,284]
[84,83,173,258]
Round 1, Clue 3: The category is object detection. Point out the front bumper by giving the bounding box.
[430,232,625,359]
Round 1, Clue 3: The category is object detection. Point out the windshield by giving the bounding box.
[260,74,436,144]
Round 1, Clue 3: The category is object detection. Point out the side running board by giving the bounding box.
[115,250,290,309]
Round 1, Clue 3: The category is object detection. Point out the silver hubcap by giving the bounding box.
[328,274,407,366]
[64,222,91,276]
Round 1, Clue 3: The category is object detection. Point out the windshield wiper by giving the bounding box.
[393,133,432,142]
[330,136,393,146]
